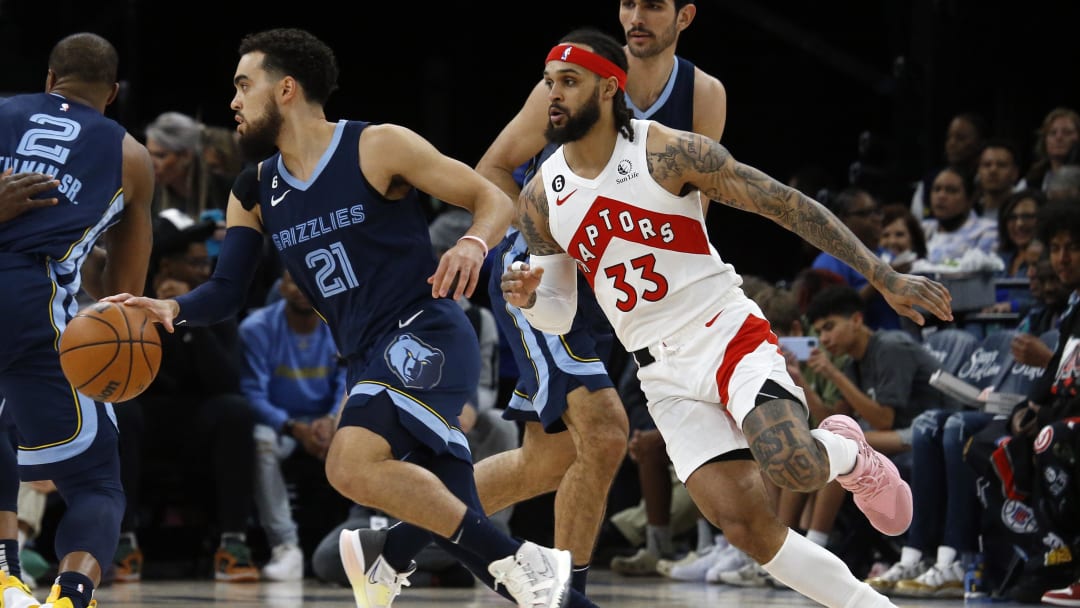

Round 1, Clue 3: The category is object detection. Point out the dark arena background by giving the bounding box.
[1,0,1077,283]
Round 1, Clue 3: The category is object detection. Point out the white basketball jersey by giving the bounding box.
[541,119,742,350]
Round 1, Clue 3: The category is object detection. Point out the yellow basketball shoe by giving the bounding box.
[40,584,97,608]
[0,571,40,608]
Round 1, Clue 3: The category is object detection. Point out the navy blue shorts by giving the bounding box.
[340,298,478,463]
[0,255,118,480]
[487,230,615,433]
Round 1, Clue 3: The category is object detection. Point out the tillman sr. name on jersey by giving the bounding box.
[0,155,84,205]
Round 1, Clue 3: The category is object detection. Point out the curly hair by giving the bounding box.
[238,28,339,106]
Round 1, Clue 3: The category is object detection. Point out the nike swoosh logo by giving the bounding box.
[398,310,423,328]
[368,556,383,584]
[270,190,292,207]
[555,189,577,206]
[705,310,723,327]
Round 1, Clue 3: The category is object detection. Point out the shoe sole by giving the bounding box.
[548,548,573,608]
[820,415,912,536]
[340,529,373,608]
[1044,599,1080,607]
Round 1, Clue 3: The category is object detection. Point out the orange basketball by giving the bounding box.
[59,301,162,402]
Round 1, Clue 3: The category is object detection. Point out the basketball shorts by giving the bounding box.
[488,230,615,433]
[0,255,118,480]
[633,289,807,483]
[340,298,479,463]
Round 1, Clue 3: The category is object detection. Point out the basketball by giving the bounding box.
[59,301,162,402]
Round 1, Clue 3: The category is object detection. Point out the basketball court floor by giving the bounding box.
[87,570,1032,607]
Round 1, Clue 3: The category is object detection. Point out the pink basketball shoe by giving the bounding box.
[819,414,913,536]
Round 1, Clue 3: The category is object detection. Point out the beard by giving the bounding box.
[545,90,601,145]
[238,101,284,162]
[625,25,678,59]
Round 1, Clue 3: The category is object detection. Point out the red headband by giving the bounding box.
[545,44,627,90]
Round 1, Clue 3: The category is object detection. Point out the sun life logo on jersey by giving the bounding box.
[616,159,638,184]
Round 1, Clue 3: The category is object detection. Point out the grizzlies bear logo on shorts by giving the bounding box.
[385,334,445,389]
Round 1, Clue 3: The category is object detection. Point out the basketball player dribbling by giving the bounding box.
[105,27,596,608]
[500,30,955,608]
[0,33,155,608]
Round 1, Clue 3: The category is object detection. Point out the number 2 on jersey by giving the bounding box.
[603,253,669,312]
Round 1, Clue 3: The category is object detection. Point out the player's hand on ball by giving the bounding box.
[501,261,544,309]
[100,293,182,333]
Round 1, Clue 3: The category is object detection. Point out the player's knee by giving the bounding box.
[579,424,627,470]
[52,471,124,566]
[325,452,365,501]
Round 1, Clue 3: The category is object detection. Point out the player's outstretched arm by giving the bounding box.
[646,124,953,326]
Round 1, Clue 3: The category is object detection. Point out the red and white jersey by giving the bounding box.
[541,119,742,351]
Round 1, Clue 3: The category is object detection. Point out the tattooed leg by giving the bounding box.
[742,399,829,492]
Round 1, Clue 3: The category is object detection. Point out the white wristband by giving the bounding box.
[457,235,489,258]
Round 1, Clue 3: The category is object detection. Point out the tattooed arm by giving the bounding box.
[501,177,580,334]
[644,122,953,325]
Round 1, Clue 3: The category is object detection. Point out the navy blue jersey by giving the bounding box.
[0,93,127,479]
[0,93,126,271]
[624,56,695,131]
[258,120,438,361]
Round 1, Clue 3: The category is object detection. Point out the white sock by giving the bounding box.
[900,546,923,566]
[696,518,713,553]
[645,524,672,557]
[936,545,957,567]
[17,529,26,549]
[806,529,830,547]
[811,428,859,480]
[762,529,894,608]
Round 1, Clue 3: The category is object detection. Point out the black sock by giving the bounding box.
[571,564,589,593]
[0,539,20,580]
[55,571,95,608]
[450,508,520,563]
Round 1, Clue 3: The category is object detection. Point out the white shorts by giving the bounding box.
[635,290,807,482]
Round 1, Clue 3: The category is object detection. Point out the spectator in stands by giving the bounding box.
[997,189,1048,280]
[143,112,232,216]
[921,166,999,264]
[879,204,928,272]
[1015,258,1068,342]
[811,188,901,330]
[964,198,1080,603]
[1025,107,1080,193]
[981,189,1050,317]
[911,113,987,219]
[973,139,1024,220]
[239,268,348,581]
